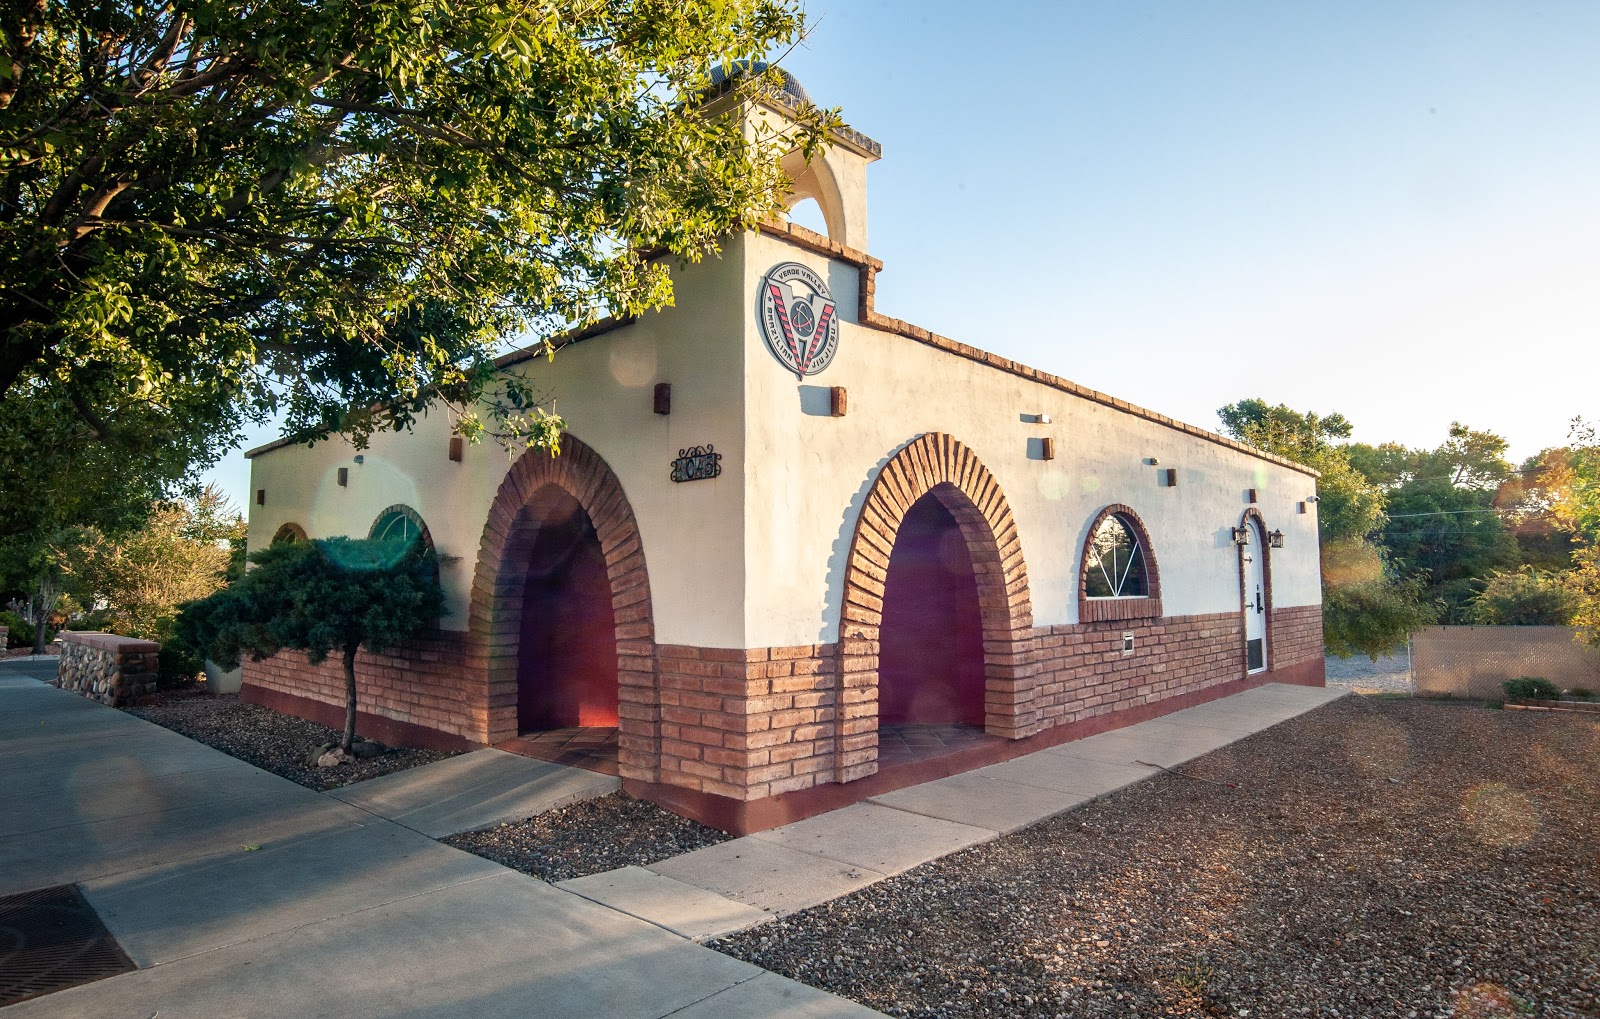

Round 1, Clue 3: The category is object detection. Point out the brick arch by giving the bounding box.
[1078,504,1164,622]
[470,434,657,777]
[836,434,1035,783]
[1237,507,1274,672]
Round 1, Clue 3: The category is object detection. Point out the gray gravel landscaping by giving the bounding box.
[127,691,461,791]
[442,792,733,883]
[714,697,1600,1018]
[1325,651,1413,695]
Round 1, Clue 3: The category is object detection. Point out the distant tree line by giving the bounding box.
[1219,401,1599,658]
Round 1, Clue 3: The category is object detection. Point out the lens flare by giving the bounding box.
[1037,471,1070,501]
[1452,981,1532,1018]
[1460,783,1540,848]
[608,333,658,388]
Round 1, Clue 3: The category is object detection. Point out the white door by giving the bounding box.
[1243,520,1268,673]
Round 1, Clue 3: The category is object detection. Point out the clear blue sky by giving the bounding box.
[204,1,1599,508]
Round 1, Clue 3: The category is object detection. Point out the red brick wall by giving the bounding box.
[1032,612,1242,727]
[1269,603,1325,679]
[241,630,484,741]
[655,643,839,801]
[242,602,1324,799]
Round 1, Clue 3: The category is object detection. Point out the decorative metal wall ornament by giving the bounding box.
[670,445,723,483]
[757,261,841,377]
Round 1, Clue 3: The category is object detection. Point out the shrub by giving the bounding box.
[1567,687,1594,700]
[1502,677,1562,700]
[0,610,33,648]
[1470,568,1580,626]
[157,632,205,688]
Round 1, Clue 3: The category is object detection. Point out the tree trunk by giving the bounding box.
[30,573,54,656]
[341,644,359,752]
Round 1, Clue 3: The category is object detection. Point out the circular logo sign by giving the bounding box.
[758,262,841,376]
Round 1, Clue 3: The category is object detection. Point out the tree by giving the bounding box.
[63,486,242,640]
[1497,447,1580,574]
[1218,399,1435,658]
[1352,424,1519,622]
[179,536,443,755]
[2,2,836,536]
[1557,420,1600,647]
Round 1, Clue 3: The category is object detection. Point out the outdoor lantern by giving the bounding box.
[1231,526,1251,546]
[1269,529,1285,548]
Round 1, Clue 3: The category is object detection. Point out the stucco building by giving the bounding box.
[243,71,1324,833]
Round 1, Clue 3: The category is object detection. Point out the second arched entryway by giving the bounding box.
[837,434,1035,784]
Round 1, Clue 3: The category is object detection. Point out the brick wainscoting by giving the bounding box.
[243,608,1325,832]
[655,643,840,801]
[240,629,483,751]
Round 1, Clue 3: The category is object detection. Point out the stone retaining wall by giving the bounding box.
[55,631,160,707]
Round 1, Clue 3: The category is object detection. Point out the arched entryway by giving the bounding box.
[470,435,657,780]
[837,434,1035,784]
[879,492,987,727]
[516,487,619,731]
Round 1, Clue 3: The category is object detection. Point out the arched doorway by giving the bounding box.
[879,492,987,727]
[469,434,657,779]
[517,487,619,731]
[1239,512,1271,675]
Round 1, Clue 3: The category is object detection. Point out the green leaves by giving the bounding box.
[2,0,838,523]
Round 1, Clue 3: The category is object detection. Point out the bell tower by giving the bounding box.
[714,62,881,251]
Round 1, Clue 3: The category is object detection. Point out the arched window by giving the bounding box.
[271,522,308,545]
[1079,505,1163,622]
[369,505,432,548]
[1085,515,1148,598]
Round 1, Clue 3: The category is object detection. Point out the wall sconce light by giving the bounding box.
[830,386,848,417]
[337,467,349,487]
[653,383,671,415]
[1231,526,1251,546]
[1268,530,1285,548]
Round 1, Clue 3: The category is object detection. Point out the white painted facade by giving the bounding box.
[248,87,1321,652]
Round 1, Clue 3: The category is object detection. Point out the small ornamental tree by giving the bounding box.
[179,536,442,755]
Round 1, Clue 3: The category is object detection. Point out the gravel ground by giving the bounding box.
[715,697,1600,1018]
[442,792,732,883]
[127,691,461,792]
[1325,651,1414,695]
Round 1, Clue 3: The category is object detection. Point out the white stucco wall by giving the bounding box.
[739,231,1322,649]
[247,249,750,644]
[249,228,1322,653]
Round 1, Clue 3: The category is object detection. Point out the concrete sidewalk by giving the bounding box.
[600,683,1348,929]
[0,661,879,1018]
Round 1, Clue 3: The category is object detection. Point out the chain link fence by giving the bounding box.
[1412,626,1600,699]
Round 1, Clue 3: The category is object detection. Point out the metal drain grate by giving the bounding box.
[0,884,136,1006]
